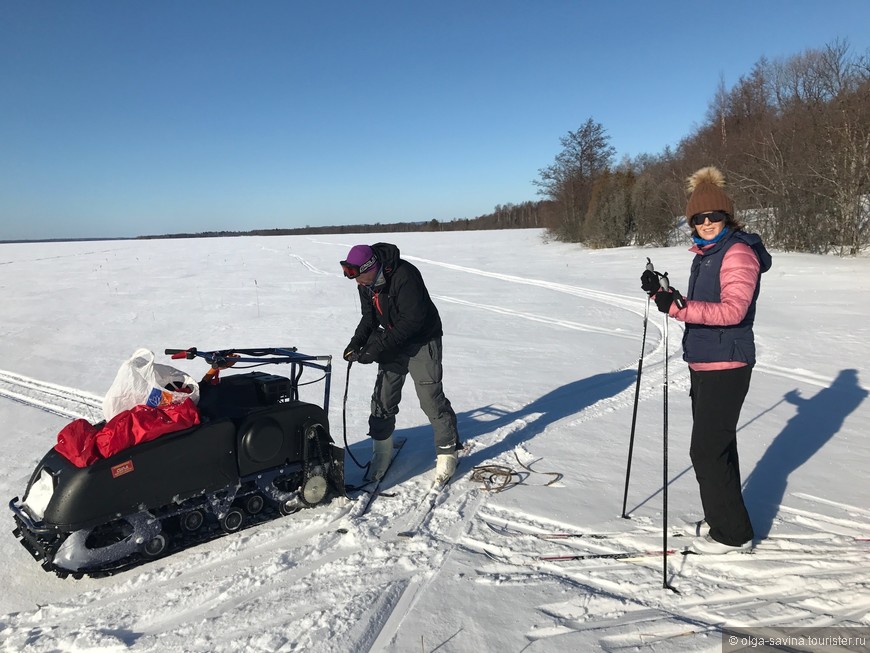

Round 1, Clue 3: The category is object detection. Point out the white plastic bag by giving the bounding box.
[102,348,200,421]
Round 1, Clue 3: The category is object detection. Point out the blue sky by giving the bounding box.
[2,1,869,241]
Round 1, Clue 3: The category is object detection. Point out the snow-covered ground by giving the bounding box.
[1,229,868,652]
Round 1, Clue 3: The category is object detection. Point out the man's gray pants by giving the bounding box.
[368,337,459,454]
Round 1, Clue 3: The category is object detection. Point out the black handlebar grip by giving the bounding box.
[164,348,197,359]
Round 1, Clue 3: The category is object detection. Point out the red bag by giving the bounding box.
[54,399,200,466]
[96,398,200,458]
[55,419,101,468]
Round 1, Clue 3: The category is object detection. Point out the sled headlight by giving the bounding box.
[22,469,55,521]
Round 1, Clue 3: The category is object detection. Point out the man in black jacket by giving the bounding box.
[341,243,460,484]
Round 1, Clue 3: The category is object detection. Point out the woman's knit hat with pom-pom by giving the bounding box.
[685,166,734,219]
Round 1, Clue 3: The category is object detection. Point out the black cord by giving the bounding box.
[343,361,369,471]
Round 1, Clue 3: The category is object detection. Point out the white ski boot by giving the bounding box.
[679,518,710,538]
[689,533,751,555]
[434,452,458,485]
[369,436,393,481]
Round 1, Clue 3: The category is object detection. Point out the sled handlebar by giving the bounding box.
[165,347,334,412]
[163,347,332,366]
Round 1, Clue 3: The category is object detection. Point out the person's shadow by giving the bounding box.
[344,369,636,485]
[459,369,636,470]
[742,369,868,538]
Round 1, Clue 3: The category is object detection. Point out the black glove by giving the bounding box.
[640,270,661,296]
[343,339,362,362]
[654,287,684,313]
[356,340,382,365]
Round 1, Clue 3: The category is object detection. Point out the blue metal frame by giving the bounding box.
[165,347,334,412]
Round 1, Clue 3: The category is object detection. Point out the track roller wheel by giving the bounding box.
[180,509,205,532]
[143,533,168,557]
[278,499,300,516]
[243,494,265,515]
[220,507,245,533]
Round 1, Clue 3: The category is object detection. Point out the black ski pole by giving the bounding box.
[621,257,655,519]
[659,273,679,594]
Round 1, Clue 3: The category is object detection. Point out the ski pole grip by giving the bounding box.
[660,276,686,309]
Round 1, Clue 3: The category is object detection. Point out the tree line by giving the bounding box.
[141,199,553,240]
[536,40,870,255]
[143,40,867,255]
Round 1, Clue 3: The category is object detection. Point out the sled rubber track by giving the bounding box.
[80,505,285,579]
[13,490,343,580]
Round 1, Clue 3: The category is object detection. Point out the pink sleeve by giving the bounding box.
[670,243,760,325]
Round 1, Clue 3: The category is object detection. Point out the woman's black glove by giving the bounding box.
[654,287,684,313]
[640,270,661,296]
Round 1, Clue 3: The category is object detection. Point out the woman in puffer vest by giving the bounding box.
[646,166,772,554]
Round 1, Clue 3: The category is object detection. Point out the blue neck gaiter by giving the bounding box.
[693,227,730,247]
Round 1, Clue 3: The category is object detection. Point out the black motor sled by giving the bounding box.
[9,347,345,578]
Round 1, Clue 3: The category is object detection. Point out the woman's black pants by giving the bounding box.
[689,366,755,546]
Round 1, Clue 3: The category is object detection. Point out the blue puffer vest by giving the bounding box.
[682,230,772,366]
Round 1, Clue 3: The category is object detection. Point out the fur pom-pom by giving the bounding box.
[687,166,725,192]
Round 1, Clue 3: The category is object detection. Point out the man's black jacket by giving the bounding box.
[350,242,443,359]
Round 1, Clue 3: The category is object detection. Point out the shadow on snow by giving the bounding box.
[742,368,868,538]
[343,369,636,487]
[595,368,868,538]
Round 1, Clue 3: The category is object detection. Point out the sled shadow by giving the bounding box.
[742,368,868,538]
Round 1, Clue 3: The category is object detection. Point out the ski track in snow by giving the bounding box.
[464,499,870,649]
[3,244,868,651]
[289,253,336,276]
[433,295,640,340]
[404,251,861,392]
[0,369,104,422]
[302,243,859,393]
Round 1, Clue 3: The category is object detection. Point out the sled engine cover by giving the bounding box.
[236,403,330,477]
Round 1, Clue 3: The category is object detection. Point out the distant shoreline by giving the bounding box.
[0,214,545,245]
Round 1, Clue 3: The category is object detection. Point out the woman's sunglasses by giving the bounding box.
[691,211,730,226]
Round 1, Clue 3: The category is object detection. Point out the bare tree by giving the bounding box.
[534,118,616,242]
